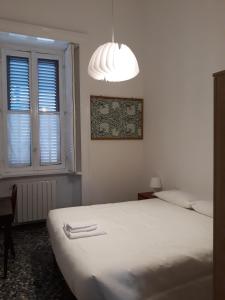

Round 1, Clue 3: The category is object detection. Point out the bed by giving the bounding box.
[47,198,213,300]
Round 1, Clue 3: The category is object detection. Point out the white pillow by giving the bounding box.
[154,190,195,208]
[192,201,213,218]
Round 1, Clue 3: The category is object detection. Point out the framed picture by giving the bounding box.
[90,96,143,140]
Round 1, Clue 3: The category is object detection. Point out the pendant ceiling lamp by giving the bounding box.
[88,0,139,82]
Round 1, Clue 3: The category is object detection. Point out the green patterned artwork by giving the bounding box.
[90,96,143,139]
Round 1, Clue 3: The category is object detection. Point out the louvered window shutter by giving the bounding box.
[38,58,61,165]
[7,56,31,166]
[64,44,75,172]
[64,44,82,173]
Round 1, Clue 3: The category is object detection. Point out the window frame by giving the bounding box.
[0,46,67,177]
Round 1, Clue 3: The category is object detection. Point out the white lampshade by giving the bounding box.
[88,42,139,82]
[150,177,162,189]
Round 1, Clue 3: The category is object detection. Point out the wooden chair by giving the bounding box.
[0,184,17,278]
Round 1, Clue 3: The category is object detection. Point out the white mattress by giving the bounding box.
[47,199,213,300]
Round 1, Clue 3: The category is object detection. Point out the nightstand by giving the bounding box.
[138,192,155,200]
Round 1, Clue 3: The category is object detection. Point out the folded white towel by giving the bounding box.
[65,221,97,232]
[63,225,106,240]
[67,224,98,234]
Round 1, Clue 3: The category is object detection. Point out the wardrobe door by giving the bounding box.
[214,71,225,300]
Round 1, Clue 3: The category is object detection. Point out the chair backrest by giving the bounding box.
[11,184,17,218]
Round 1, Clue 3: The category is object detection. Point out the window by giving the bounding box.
[7,56,31,167]
[0,47,70,176]
[38,58,61,165]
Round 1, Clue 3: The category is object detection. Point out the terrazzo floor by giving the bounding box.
[0,222,76,300]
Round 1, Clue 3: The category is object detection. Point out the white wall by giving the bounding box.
[142,0,225,201]
[0,0,145,205]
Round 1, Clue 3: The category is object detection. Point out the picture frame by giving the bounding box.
[90,95,143,140]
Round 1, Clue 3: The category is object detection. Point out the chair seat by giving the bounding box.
[0,215,14,226]
[0,197,12,216]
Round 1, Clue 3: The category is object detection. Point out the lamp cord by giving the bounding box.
[112,0,115,42]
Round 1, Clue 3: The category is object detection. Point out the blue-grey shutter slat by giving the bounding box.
[38,58,59,112]
[7,56,30,111]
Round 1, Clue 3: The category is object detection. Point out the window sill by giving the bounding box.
[0,169,82,179]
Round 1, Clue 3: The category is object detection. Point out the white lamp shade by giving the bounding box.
[88,42,139,82]
[150,177,162,189]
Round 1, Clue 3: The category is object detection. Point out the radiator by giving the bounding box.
[16,180,56,223]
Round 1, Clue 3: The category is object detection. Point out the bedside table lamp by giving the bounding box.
[150,177,162,192]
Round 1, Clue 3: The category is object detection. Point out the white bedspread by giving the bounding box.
[47,199,213,300]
